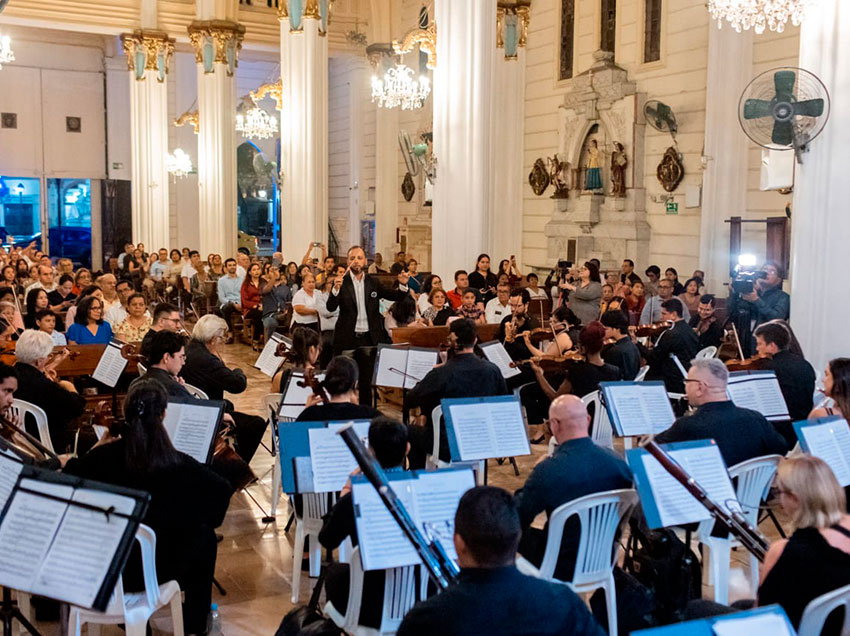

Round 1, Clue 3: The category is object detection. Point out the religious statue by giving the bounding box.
[657,146,684,193]
[547,154,569,199]
[528,158,550,196]
[610,141,627,197]
[584,139,603,191]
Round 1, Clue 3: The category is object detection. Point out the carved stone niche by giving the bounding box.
[544,50,651,272]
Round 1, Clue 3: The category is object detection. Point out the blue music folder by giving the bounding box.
[632,604,796,635]
[794,416,850,486]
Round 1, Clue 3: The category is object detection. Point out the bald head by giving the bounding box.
[548,394,591,443]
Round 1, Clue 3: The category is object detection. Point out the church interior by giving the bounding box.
[0,0,848,634]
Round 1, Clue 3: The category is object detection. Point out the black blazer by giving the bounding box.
[14,362,87,452]
[326,272,406,352]
[639,319,700,393]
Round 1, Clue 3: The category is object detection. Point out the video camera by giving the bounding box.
[731,254,767,295]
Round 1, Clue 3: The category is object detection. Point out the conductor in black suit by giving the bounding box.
[636,298,700,394]
[326,245,409,405]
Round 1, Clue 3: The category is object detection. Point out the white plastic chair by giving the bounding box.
[696,346,718,359]
[698,454,783,604]
[137,361,148,375]
[291,492,335,603]
[518,489,638,636]
[68,523,184,636]
[183,383,209,400]
[580,391,614,450]
[798,582,850,636]
[427,405,485,484]
[10,399,54,455]
[324,546,423,636]
[634,366,650,382]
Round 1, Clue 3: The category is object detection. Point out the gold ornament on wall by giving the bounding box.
[174,109,200,134]
[657,147,684,193]
[251,79,283,111]
[529,158,550,196]
[393,22,437,70]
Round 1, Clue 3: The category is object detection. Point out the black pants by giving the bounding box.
[161,529,218,634]
[325,561,386,630]
[221,302,241,331]
[336,338,378,408]
[245,308,263,343]
[319,330,335,368]
[232,410,267,463]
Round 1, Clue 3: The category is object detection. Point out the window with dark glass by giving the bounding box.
[601,0,616,54]
[559,0,575,80]
[644,0,662,62]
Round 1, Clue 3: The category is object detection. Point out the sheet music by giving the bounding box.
[404,349,439,389]
[353,477,420,571]
[254,333,287,377]
[308,421,371,493]
[163,402,219,463]
[801,420,850,486]
[712,612,794,636]
[412,470,474,561]
[479,341,521,379]
[374,346,411,389]
[604,383,674,436]
[447,399,530,461]
[279,372,325,419]
[0,479,73,592]
[91,340,128,388]
[642,455,712,527]
[727,373,789,421]
[34,488,137,608]
[0,450,23,512]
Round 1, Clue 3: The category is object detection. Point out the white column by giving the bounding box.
[432,0,497,277]
[699,26,753,294]
[121,30,174,250]
[490,4,528,266]
[348,60,366,251]
[790,0,850,373]
[280,0,330,260]
[188,19,243,257]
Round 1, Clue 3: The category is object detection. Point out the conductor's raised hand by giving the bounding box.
[334,270,345,291]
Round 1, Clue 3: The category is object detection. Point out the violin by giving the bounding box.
[297,367,329,404]
[120,342,146,363]
[630,320,673,338]
[725,354,771,372]
[44,347,81,382]
[511,351,584,373]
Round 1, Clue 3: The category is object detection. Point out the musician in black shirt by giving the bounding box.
[296,356,382,422]
[405,319,507,468]
[689,294,724,350]
[600,309,641,380]
[636,298,699,393]
[498,287,539,362]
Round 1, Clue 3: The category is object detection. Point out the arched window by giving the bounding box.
[559,0,575,80]
[601,0,616,54]
[644,0,662,62]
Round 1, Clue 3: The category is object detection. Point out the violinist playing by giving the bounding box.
[13,329,87,453]
[296,356,382,422]
[500,288,539,363]
[529,321,621,401]
[520,306,575,357]
[271,326,321,393]
[600,310,641,380]
[688,294,724,350]
[634,298,699,394]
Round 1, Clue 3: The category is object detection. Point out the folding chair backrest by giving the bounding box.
[302,492,332,520]
[137,361,148,375]
[729,455,782,527]
[430,405,442,462]
[539,489,638,586]
[696,346,718,360]
[798,582,850,636]
[10,399,54,454]
[183,383,208,400]
[635,366,650,382]
[580,391,613,450]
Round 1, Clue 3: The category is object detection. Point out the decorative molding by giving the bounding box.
[120,29,175,82]
[393,22,436,70]
[496,6,505,48]
[250,78,283,111]
[174,109,199,134]
[187,20,245,76]
[497,0,530,58]
[278,0,334,35]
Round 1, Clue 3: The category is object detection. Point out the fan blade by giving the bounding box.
[743,99,774,120]
[773,70,796,103]
[772,120,795,146]
[792,98,825,118]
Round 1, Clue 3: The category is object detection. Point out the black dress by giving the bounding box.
[758,525,850,633]
[565,359,622,398]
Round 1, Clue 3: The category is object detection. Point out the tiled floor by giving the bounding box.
[28,340,788,635]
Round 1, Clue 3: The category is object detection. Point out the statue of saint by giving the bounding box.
[611,141,627,197]
[584,139,602,191]
[547,154,569,199]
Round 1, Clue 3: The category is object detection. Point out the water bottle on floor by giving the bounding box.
[207,603,222,636]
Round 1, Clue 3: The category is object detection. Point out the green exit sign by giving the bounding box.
[666,201,679,215]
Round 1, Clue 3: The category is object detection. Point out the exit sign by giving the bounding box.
[666,201,679,215]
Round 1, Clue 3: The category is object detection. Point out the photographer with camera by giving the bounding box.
[545,260,575,306]
[728,260,790,356]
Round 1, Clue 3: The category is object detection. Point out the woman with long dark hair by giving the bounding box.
[558,262,603,327]
[65,380,231,636]
[468,253,498,302]
[810,358,850,421]
[271,326,322,394]
[66,294,112,344]
[24,288,50,330]
[297,356,382,422]
[240,262,265,350]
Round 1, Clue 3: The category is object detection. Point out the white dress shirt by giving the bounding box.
[350,272,369,333]
[485,298,513,324]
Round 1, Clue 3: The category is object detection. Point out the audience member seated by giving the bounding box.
[665,267,685,296]
[65,284,102,327]
[421,288,453,326]
[601,309,641,380]
[456,288,486,324]
[655,359,788,465]
[678,277,702,316]
[640,277,691,324]
[66,295,113,345]
[114,293,152,342]
[241,262,266,349]
[689,293,723,350]
[24,288,50,330]
[756,322,816,441]
[515,395,632,582]
[34,309,66,346]
[484,284,512,325]
[810,357,850,422]
[46,273,76,315]
[396,486,605,636]
[636,298,699,394]
[104,279,135,325]
[0,302,21,341]
[524,272,548,299]
[404,319,507,468]
[261,264,293,342]
[530,321,621,400]
[65,380,232,636]
[13,329,86,452]
[291,270,320,335]
[139,302,181,359]
[295,356,382,422]
[417,274,442,315]
[385,294,423,331]
[181,314,267,464]
[319,418,409,630]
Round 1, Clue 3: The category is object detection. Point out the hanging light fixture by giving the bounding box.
[371,64,430,111]
[707,0,814,34]
[236,106,278,140]
[166,149,193,178]
[0,33,15,70]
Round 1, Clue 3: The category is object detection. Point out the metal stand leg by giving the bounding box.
[0,588,42,636]
[212,577,227,596]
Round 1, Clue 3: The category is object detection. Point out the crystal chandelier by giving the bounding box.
[707,0,813,34]
[166,149,193,179]
[236,106,278,140]
[0,33,14,70]
[371,64,430,111]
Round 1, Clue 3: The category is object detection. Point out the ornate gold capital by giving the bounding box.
[120,30,175,82]
[496,7,506,48]
[251,79,283,111]
[393,22,436,70]
[278,0,334,34]
[187,20,246,76]
[517,4,530,47]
